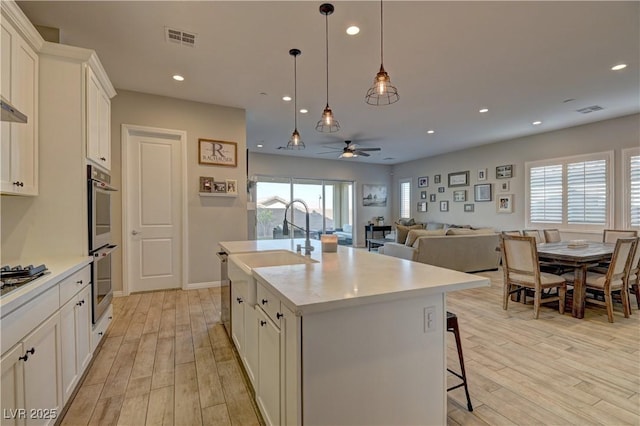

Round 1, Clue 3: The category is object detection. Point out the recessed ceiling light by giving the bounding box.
[256,144,263,148]
[479,108,489,113]
[282,96,292,102]
[427,130,435,134]
[172,74,184,81]
[532,121,542,126]
[611,63,627,71]
[299,109,308,114]
[346,26,360,35]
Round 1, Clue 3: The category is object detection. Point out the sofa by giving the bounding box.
[380,225,501,273]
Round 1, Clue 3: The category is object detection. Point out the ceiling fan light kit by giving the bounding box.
[316,3,340,133]
[287,48,305,150]
[365,0,399,106]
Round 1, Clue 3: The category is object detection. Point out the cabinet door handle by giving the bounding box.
[260,320,267,327]
[26,348,35,355]
[100,157,106,161]
[18,354,28,362]
[261,299,268,305]
[236,297,243,304]
[12,181,23,187]
[98,332,104,336]
[276,312,283,319]
[76,301,83,306]
[76,280,83,284]
[109,316,113,320]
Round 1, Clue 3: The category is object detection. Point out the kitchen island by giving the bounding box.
[220,240,488,426]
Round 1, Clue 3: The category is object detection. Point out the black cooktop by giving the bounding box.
[0,264,49,297]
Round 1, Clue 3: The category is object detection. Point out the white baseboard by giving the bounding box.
[113,291,125,298]
[183,280,221,290]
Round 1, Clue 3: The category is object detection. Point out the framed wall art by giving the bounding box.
[363,184,387,207]
[199,139,238,167]
[418,176,429,187]
[225,179,238,195]
[420,190,427,199]
[199,176,214,193]
[430,194,436,202]
[497,194,513,213]
[434,174,441,184]
[213,181,227,193]
[474,183,492,202]
[417,202,427,212]
[448,171,469,187]
[453,190,467,202]
[438,187,445,193]
[496,164,513,179]
[464,203,475,212]
[440,201,449,212]
[498,181,510,192]
[477,168,487,181]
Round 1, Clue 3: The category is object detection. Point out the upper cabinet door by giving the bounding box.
[86,66,111,171]
[0,18,38,196]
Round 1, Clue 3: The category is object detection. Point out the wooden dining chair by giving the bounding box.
[543,229,561,243]
[500,235,567,319]
[564,237,637,323]
[602,229,638,243]
[523,229,543,243]
[501,230,522,236]
[625,240,640,310]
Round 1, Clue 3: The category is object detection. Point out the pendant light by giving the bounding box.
[287,48,305,149]
[365,0,399,106]
[316,3,340,133]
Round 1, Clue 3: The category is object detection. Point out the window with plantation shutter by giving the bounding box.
[623,148,640,229]
[526,151,613,230]
[400,179,411,219]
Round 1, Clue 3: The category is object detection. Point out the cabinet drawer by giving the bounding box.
[91,303,112,353]
[257,284,282,326]
[1,285,59,355]
[59,266,91,305]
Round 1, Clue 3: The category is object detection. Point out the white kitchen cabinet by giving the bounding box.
[90,303,112,353]
[86,66,111,170]
[0,14,39,196]
[60,283,91,404]
[256,307,280,426]
[230,278,246,356]
[1,343,25,426]
[243,302,259,387]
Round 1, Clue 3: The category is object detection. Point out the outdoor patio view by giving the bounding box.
[255,177,354,246]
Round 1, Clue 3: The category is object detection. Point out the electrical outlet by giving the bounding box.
[424,306,436,333]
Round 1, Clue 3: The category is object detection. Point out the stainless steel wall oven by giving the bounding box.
[88,165,117,323]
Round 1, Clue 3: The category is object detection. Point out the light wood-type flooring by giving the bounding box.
[60,269,640,425]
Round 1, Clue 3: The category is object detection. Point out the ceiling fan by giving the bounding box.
[317,140,381,158]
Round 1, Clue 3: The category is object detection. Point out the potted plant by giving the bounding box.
[376,216,385,226]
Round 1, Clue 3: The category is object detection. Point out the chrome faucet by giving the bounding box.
[282,199,314,256]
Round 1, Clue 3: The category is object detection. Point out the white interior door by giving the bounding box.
[125,127,185,293]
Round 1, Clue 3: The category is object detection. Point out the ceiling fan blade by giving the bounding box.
[355,147,381,152]
[317,150,341,155]
[355,151,371,157]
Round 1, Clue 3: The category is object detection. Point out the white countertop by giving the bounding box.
[221,240,489,315]
[1,256,93,318]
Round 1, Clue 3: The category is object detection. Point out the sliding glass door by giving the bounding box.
[255,176,353,245]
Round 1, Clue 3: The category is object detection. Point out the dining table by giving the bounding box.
[536,241,614,318]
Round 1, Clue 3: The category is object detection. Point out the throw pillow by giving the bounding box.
[425,222,446,230]
[396,218,416,226]
[395,224,423,244]
[405,229,447,247]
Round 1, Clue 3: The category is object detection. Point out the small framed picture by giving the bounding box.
[464,203,475,212]
[477,168,487,181]
[496,164,513,179]
[497,194,513,213]
[448,171,470,187]
[199,176,214,193]
[429,194,436,202]
[474,183,492,202]
[440,200,449,212]
[420,190,427,199]
[434,174,441,184]
[225,179,238,194]
[213,182,227,193]
[453,190,467,202]
[438,187,445,193]
[417,201,427,212]
[498,181,510,192]
[418,176,429,188]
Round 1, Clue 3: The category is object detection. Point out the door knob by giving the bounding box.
[131,230,140,235]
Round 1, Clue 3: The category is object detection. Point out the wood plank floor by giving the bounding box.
[61,269,640,425]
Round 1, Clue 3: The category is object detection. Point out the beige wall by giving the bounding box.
[249,152,392,247]
[111,90,247,290]
[391,113,640,236]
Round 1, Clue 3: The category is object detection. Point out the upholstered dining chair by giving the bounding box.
[543,229,561,243]
[501,230,522,236]
[523,229,543,243]
[500,235,567,319]
[602,229,638,243]
[624,240,640,310]
[565,237,637,323]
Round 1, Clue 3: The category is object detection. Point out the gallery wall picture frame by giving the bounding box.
[199,176,214,193]
[498,181,510,192]
[429,194,436,202]
[464,203,475,212]
[440,200,449,212]
[417,201,427,212]
[225,179,238,195]
[420,190,427,199]
[362,184,387,207]
[474,183,492,202]
[438,187,445,193]
[448,171,469,187]
[496,164,513,179]
[434,174,441,184]
[418,176,429,187]
[477,168,487,181]
[199,139,238,167]
[213,181,227,193]
[497,194,514,213]
[453,190,467,202]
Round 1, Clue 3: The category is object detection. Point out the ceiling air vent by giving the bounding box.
[576,105,604,114]
[165,27,197,47]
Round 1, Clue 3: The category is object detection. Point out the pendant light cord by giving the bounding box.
[325,12,329,105]
[294,54,298,129]
[380,0,384,65]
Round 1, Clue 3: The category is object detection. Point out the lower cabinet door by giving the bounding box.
[1,343,26,426]
[76,286,92,372]
[59,298,78,404]
[256,308,280,426]
[243,305,259,387]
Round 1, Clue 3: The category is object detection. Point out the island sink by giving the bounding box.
[229,250,317,274]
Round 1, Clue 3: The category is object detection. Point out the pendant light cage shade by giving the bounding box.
[365,0,399,106]
[287,48,305,150]
[316,3,340,133]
